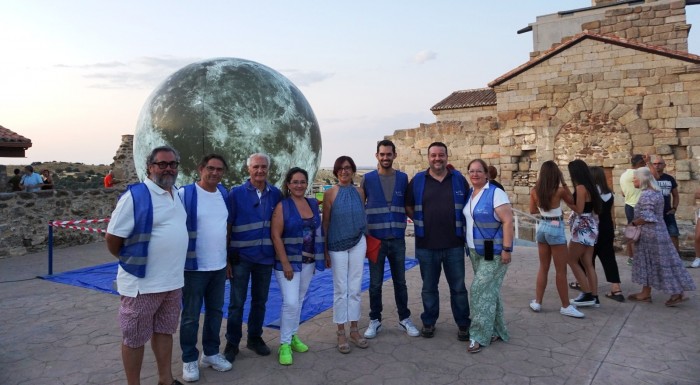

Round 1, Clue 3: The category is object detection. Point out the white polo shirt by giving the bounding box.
[107,178,188,297]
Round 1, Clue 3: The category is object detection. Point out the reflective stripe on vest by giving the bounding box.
[279,197,325,271]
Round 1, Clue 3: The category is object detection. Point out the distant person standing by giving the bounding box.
[224,153,282,362]
[362,139,419,340]
[178,154,232,382]
[105,146,187,385]
[487,165,504,191]
[40,169,54,190]
[651,155,680,252]
[405,142,471,340]
[619,154,645,265]
[7,168,21,191]
[105,170,116,188]
[19,166,43,192]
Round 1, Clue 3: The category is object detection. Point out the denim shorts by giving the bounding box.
[536,218,567,245]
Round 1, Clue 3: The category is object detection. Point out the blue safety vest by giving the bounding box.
[364,170,407,239]
[181,183,229,271]
[411,170,467,238]
[469,186,504,255]
[277,197,325,271]
[227,180,281,264]
[118,183,152,278]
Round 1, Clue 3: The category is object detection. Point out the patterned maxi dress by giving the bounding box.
[631,189,696,294]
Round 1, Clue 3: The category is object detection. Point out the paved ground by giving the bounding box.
[0,240,698,385]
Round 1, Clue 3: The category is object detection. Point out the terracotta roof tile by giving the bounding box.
[431,88,496,111]
[489,31,700,87]
[0,125,32,148]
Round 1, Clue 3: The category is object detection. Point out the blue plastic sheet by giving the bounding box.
[42,259,418,329]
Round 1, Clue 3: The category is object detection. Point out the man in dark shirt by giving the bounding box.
[405,142,470,341]
[652,155,680,252]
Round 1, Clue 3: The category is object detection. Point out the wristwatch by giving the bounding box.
[502,246,513,253]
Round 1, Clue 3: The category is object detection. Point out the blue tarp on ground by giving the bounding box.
[42,259,418,329]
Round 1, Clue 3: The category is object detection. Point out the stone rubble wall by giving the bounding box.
[112,134,139,185]
[0,189,120,258]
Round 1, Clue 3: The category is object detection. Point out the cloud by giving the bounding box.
[279,69,334,87]
[55,55,200,89]
[413,50,437,64]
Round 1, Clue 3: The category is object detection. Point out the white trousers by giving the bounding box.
[330,235,366,324]
[274,263,315,344]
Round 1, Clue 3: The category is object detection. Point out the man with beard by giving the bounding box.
[224,153,282,362]
[361,139,419,339]
[106,146,188,385]
[405,142,471,340]
[178,154,232,381]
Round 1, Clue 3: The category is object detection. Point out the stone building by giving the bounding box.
[386,0,700,249]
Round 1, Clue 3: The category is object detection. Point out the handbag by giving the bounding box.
[623,224,641,242]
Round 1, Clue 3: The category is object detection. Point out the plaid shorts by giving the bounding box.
[119,289,181,348]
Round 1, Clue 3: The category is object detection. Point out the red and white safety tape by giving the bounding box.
[49,218,110,226]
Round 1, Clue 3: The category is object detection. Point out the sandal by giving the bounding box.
[569,282,582,291]
[336,330,351,354]
[605,291,625,303]
[490,335,502,343]
[665,294,688,307]
[349,327,368,349]
[627,293,652,303]
[467,339,481,353]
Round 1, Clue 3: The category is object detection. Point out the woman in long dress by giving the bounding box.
[627,167,695,305]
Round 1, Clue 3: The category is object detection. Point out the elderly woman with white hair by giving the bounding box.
[627,167,696,306]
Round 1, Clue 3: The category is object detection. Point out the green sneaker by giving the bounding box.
[290,334,309,353]
[278,343,292,365]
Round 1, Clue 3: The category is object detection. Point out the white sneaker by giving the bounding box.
[690,258,700,268]
[201,353,233,372]
[560,305,585,318]
[399,318,420,337]
[182,361,200,382]
[364,319,382,339]
[529,300,541,312]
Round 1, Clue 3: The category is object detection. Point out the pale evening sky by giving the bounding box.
[1,1,698,168]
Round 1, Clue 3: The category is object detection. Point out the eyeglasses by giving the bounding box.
[205,166,224,172]
[289,180,307,185]
[468,170,485,174]
[151,161,180,169]
[652,162,665,165]
[339,166,353,172]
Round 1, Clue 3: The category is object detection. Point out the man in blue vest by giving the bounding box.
[105,146,188,385]
[405,142,471,341]
[178,154,232,382]
[362,139,420,339]
[224,153,282,362]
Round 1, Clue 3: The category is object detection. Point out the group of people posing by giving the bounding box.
[529,155,696,320]
[104,144,696,385]
[104,140,516,385]
[8,165,53,191]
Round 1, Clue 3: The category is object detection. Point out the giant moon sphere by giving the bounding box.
[133,57,322,188]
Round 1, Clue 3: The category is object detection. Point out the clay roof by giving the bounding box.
[0,125,32,157]
[431,88,496,111]
[489,31,700,87]
[0,125,32,147]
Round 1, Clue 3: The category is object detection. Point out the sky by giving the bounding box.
[1,1,699,168]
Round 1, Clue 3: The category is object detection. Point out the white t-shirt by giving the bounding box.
[179,183,228,271]
[463,182,511,249]
[107,178,188,297]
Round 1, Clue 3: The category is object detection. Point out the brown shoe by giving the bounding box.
[665,294,688,307]
[627,293,652,303]
[349,327,368,349]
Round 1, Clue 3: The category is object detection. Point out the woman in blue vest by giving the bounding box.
[463,159,514,354]
[270,167,325,365]
[322,156,368,354]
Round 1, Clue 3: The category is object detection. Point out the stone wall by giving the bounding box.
[112,134,139,185]
[0,188,120,257]
[433,104,497,123]
[581,1,690,53]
